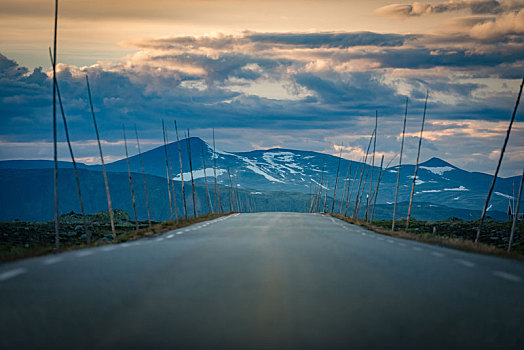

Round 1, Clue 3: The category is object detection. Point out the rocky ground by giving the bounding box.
[0,210,151,262]
[373,217,523,254]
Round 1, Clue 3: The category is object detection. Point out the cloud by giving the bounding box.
[468,8,524,39]
[1,27,523,175]
[375,0,524,18]
[245,32,417,48]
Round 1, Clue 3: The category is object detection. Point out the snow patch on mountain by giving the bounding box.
[262,152,304,175]
[245,165,283,183]
[494,192,514,200]
[311,178,328,190]
[173,168,226,181]
[415,189,442,195]
[420,166,454,175]
[231,153,285,183]
[444,186,469,191]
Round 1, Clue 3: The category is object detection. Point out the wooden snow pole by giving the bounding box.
[186,130,197,217]
[174,120,188,219]
[339,160,352,214]
[162,121,174,221]
[406,91,428,230]
[86,75,116,240]
[392,98,408,231]
[201,143,212,214]
[476,77,524,242]
[365,111,378,222]
[353,129,375,218]
[135,125,152,227]
[52,0,60,249]
[331,146,343,213]
[508,166,524,252]
[50,48,89,243]
[370,155,385,223]
[123,125,139,231]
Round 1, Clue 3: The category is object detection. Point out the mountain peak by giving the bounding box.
[419,157,457,168]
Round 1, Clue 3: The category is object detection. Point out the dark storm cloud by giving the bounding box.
[245,32,418,48]
[375,0,523,18]
[0,28,521,147]
[354,46,524,70]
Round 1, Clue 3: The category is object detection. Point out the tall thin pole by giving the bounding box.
[245,193,252,213]
[366,111,378,222]
[323,180,329,213]
[345,161,356,216]
[406,91,429,230]
[227,167,234,212]
[50,49,89,243]
[392,98,409,231]
[201,143,212,214]
[162,121,174,221]
[508,166,524,252]
[356,168,370,219]
[308,183,314,213]
[123,126,139,232]
[316,160,325,212]
[135,125,152,227]
[231,172,239,212]
[234,176,242,212]
[165,127,179,222]
[339,160,351,214]
[186,130,197,217]
[175,121,188,219]
[52,0,59,249]
[353,129,375,218]
[370,155,385,223]
[212,129,223,213]
[476,77,524,242]
[331,146,343,213]
[86,75,115,240]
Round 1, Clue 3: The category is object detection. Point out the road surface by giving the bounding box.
[1,212,523,349]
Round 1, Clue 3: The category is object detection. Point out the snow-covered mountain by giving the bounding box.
[1,137,520,214]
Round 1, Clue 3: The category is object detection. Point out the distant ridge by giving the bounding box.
[418,157,457,169]
[0,137,520,215]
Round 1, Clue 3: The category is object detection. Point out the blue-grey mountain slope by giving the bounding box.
[0,137,520,217]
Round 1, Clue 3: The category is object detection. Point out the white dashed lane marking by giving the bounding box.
[0,268,27,282]
[412,247,423,252]
[167,234,174,239]
[431,252,445,258]
[101,246,116,252]
[43,257,63,265]
[454,259,475,268]
[492,271,522,283]
[76,250,94,257]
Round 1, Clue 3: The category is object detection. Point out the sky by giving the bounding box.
[0,0,523,176]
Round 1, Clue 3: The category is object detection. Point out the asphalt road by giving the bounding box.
[1,212,523,349]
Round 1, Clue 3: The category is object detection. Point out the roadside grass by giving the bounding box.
[0,212,233,264]
[329,213,524,261]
